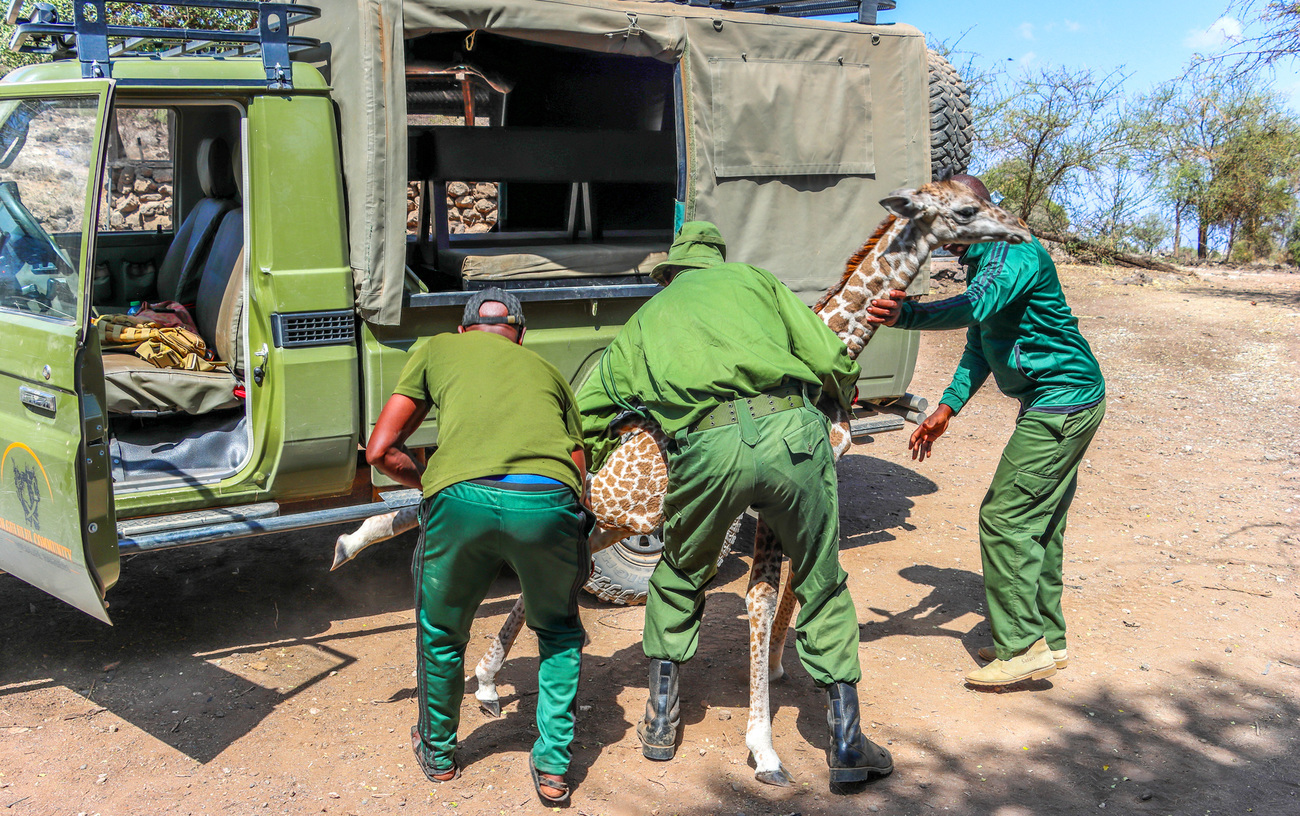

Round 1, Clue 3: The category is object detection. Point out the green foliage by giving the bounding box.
[1285,220,1300,265]
[0,1,259,78]
[1135,73,1300,261]
[976,66,1137,229]
[982,158,1070,232]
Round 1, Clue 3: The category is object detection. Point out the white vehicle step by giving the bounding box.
[849,416,906,443]
[117,502,281,538]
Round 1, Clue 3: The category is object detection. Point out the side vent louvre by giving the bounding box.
[270,310,355,349]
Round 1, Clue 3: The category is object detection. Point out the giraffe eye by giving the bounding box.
[955,206,979,220]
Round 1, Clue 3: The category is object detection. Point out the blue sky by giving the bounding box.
[840,1,1300,104]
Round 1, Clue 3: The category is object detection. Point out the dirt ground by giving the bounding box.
[2,262,1298,816]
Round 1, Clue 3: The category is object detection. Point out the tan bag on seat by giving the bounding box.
[96,315,229,372]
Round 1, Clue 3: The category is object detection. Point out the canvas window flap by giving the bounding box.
[711,58,873,178]
[682,17,930,305]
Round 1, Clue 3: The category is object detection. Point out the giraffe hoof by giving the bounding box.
[478,698,502,718]
[755,765,793,787]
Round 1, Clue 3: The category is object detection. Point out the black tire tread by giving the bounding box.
[584,517,741,606]
[927,50,974,181]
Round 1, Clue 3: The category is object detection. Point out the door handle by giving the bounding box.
[19,386,56,415]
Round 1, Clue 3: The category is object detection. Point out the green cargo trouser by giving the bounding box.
[643,404,862,686]
[980,400,1106,660]
[413,480,589,776]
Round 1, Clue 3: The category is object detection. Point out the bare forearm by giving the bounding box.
[374,446,424,490]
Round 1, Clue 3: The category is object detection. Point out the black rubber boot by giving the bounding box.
[825,682,894,784]
[636,659,680,760]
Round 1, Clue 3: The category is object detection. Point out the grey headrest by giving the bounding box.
[197,138,237,200]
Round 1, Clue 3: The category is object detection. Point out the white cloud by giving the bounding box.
[1184,17,1244,49]
[1020,51,1038,68]
[1019,22,1035,40]
[1064,19,1081,32]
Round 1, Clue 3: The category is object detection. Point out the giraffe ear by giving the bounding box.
[880,190,928,221]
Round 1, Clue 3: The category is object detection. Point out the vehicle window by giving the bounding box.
[0,96,97,323]
[99,108,175,233]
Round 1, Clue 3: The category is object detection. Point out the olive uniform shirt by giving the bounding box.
[392,331,584,498]
[577,263,860,469]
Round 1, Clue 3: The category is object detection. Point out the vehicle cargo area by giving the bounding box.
[402,31,678,293]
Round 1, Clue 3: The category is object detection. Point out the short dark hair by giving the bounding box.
[950,173,993,203]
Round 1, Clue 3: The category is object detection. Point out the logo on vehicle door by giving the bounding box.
[13,461,40,529]
[0,442,70,562]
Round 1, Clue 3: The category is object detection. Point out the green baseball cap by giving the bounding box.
[650,221,727,284]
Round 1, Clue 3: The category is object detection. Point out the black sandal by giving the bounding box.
[411,726,460,783]
[529,754,570,806]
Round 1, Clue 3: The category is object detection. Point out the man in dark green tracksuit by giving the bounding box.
[868,175,1105,688]
[578,222,893,785]
[367,288,588,805]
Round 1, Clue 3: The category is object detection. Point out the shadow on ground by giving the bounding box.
[0,522,506,764]
[1187,283,1300,308]
[648,660,1300,814]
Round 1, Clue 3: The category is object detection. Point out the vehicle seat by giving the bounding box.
[104,210,245,416]
[154,137,238,305]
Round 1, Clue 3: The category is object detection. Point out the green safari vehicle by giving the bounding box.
[0,0,969,622]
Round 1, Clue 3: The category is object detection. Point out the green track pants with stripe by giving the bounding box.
[980,401,1106,661]
[643,404,863,686]
[412,480,589,776]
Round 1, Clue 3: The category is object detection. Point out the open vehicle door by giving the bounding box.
[0,80,118,623]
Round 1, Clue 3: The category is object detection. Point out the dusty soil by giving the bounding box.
[2,263,1298,816]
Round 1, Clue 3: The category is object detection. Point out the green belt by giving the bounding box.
[692,384,805,432]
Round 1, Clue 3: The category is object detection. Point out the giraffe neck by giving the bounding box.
[815,216,937,360]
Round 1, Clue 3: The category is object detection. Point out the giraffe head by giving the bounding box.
[879,178,1031,249]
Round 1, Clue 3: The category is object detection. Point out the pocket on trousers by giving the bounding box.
[783,420,821,461]
[1013,470,1057,498]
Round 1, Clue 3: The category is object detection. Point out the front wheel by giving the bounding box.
[583,517,741,605]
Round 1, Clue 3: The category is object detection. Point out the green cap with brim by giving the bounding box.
[650,221,727,284]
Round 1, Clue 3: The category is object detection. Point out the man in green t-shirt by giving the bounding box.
[867,174,1106,688]
[578,222,893,786]
[367,288,588,805]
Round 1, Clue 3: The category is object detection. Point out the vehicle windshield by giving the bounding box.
[0,97,97,322]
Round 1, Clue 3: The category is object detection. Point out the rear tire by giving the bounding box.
[927,50,974,181]
[584,516,741,606]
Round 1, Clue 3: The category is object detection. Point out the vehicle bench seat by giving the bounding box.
[104,210,245,417]
[439,241,665,286]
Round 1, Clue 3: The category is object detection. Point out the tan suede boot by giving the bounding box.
[965,638,1057,686]
[978,644,1068,669]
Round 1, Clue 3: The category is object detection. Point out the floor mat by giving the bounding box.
[110,409,249,486]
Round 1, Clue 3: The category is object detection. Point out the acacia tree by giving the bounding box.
[1136,73,1300,259]
[1225,1,1300,69]
[978,66,1137,231]
[1207,104,1300,259]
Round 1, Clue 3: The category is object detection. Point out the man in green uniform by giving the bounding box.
[367,288,588,805]
[578,222,893,785]
[867,174,1106,688]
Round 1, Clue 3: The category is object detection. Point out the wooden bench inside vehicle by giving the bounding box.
[409,125,677,290]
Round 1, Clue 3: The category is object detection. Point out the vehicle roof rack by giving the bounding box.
[4,0,321,89]
[671,0,897,24]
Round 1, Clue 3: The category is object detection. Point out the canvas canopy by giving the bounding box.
[301,0,928,325]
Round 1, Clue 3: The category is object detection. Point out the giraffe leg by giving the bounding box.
[331,506,420,571]
[745,518,791,787]
[473,597,528,717]
[768,564,798,682]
